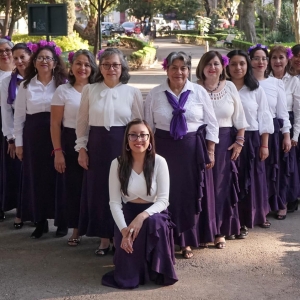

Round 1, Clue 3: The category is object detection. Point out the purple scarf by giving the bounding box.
[7,72,22,105]
[165,89,191,140]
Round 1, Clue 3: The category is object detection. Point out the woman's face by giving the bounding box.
[99,54,122,83]
[0,42,13,68]
[250,49,268,74]
[228,55,247,80]
[270,50,288,75]
[203,56,223,81]
[34,49,57,75]
[291,52,300,74]
[167,59,189,86]
[127,123,150,154]
[13,49,31,74]
[71,54,92,82]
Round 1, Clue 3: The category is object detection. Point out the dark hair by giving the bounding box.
[226,50,259,91]
[165,51,191,70]
[267,45,292,76]
[95,48,130,84]
[118,119,155,196]
[248,46,269,78]
[196,51,226,81]
[11,43,32,56]
[291,44,300,57]
[68,49,98,85]
[23,45,67,89]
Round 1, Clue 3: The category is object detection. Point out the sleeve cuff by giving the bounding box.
[206,133,219,144]
[15,136,23,147]
[292,133,299,142]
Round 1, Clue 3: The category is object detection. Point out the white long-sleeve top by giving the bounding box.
[75,82,144,151]
[14,75,57,147]
[0,70,12,109]
[109,154,170,231]
[1,74,23,139]
[208,81,248,129]
[51,83,81,129]
[144,79,219,143]
[238,85,274,135]
[270,72,300,141]
[259,77,291,134]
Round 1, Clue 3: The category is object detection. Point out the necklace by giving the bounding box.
[204,81,220,95]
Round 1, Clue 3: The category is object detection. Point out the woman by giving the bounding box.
[196,51,248,248]
[14,40,67,238]
[145,51,219,258]
[249,44,291,222]
[0,43,32,228]
[0,37,15,221]
[51,50,98,245]
[102,118,177,289]
[268,45,300,215]
[227,50,274,237]
[290,44,300,78]
[76,48,143,255]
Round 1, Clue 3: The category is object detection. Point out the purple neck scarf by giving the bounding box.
[165,89,191,140]
[7,72,22,105]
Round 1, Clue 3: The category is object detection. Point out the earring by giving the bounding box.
[148,143,152,151]
[52,67,55,75]
[69,70,73,76]
[35,68,37,73]
[126,143,130,151]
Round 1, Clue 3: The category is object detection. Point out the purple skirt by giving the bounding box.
[0,108,22,214]
[238,131,269,227]
[213,127,240,236]
[155,126,216,246]
[102,202,178,289]
[54,127,83,229]
[19,113,56,222]
[78,126,125,238]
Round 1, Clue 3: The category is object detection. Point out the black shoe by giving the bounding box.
[226,235,236,240]
[55,226,68,237]
[14,222,24,229]
[236,226,249,239]
[30,220,49,239]
[0,209,5,222]
[287,200,299,213]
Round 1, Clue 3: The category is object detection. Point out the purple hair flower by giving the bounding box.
[162,58,168,70]
[97,49,105,60]
[26,42,34,52]
[286,47,293,59]
[54,46,62,56]
[248,43,268,54]
[222,55,229,67]
[31,44,39,53]
[4,35,11,41]
[39,40,48,47]
[68,51,75,63]
[48,41,56,47]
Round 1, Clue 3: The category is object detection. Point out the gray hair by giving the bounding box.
[96,48,130,84]
[0,38,14,48]
[166,51,191,70]
[68,49,98,85]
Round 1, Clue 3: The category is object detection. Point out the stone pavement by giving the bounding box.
[1,39,300,300]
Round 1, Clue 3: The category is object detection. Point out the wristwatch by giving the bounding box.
[7,138,15,144]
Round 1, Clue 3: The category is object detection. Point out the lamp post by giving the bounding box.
[98,0,102,50]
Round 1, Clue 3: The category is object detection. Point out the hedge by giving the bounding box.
[176,34,217,46]
[207,33,228,41]
[232,40,253,51]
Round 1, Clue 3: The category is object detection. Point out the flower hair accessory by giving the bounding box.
[68,51,75,63]
[97,49,105,60]
[26,40,62,56]
[4,35,11,41]
[162,58,168,70]
[286,47,293,59]
[247,43,268,54]
[222,55,229,67]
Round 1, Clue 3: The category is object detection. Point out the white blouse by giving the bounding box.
[259,77,291,134]
[238,85,274,134]
[208,81,248,129]
[51,83,81,129]
[1,74,23,139]
[109,154,170,231]
[75,82,144,151]
[0,70,12,108]
[14,75,57,147]
[144,80,219,143]
[270,72,300,141]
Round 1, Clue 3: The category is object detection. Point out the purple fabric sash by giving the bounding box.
[164,89,191,140]
[7,72,22,105]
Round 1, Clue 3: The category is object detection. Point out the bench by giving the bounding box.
[223,34,236,47]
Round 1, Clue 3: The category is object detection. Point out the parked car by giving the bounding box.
[177,20,196,30]
[121,22,141,35]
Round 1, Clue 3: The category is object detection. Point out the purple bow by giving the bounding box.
[7,72,22,105]
[165,89,191,140]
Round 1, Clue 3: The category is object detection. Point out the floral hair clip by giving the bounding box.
[222,55,229,67]
[97,49,105,60]
[247,43,268,54]
[68,51,75,63]
[286,47,293,59]
[4,35,11,41]
[26,40,62,56]
[162,58,168,70]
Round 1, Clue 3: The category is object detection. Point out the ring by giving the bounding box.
[130,228,134,233]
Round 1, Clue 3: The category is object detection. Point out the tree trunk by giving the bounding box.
[294,0,300,44]
[204,0,211,17]
[240,0,256,43]
[273,0,282,29]
[94,18,99,56]
[63,0,76,35]
[3,0,11,36]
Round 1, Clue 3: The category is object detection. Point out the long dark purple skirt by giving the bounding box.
[78,126,125,238]
[54,127,83,229]
[0,108,22,214]
[213,127,240,236]
[19,112,56,222]
[265,118,289,211]
[155,126,216,246]
[238,131,269,228]
[102,202,178,289]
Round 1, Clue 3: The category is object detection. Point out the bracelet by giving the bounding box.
[236,136,245,141]
[207,151,215,156]
[7,138,15,144]
[260,145,268,149]
[235,141,244,147]
[51,148,63,156]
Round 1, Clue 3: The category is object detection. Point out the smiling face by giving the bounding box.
[34,49,57,75]
[228,55,247,80]
[99,54,122,85]
[291,52,300,74]
[167,58,189,87]
[13,49,31,74]
[71,54,91,83]
[0,42,13,68]
[270,50,288,75]
[203,56,223,80]
[250,49,268,76]
[127,123,150,154]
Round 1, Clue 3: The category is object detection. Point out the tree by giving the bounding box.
[118,0,159,20]
[294,0,300,43]
[238,0,256,43]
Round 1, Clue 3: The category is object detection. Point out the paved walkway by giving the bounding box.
[1,39,300,300]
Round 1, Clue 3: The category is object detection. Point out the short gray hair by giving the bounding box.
[166,51,191,70]
[0,38,14,48]
[96,48,130,84]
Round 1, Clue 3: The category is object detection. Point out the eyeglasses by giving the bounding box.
[252,57,268,62]
[101,63,121,70]
[127,134,150,141]
[0,48,12,56]
[36,56,55,62]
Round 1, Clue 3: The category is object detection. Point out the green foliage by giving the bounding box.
[232,40,253,51]
[207,33,228,41]
[198,16,211,36]
[176,34,217,46]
